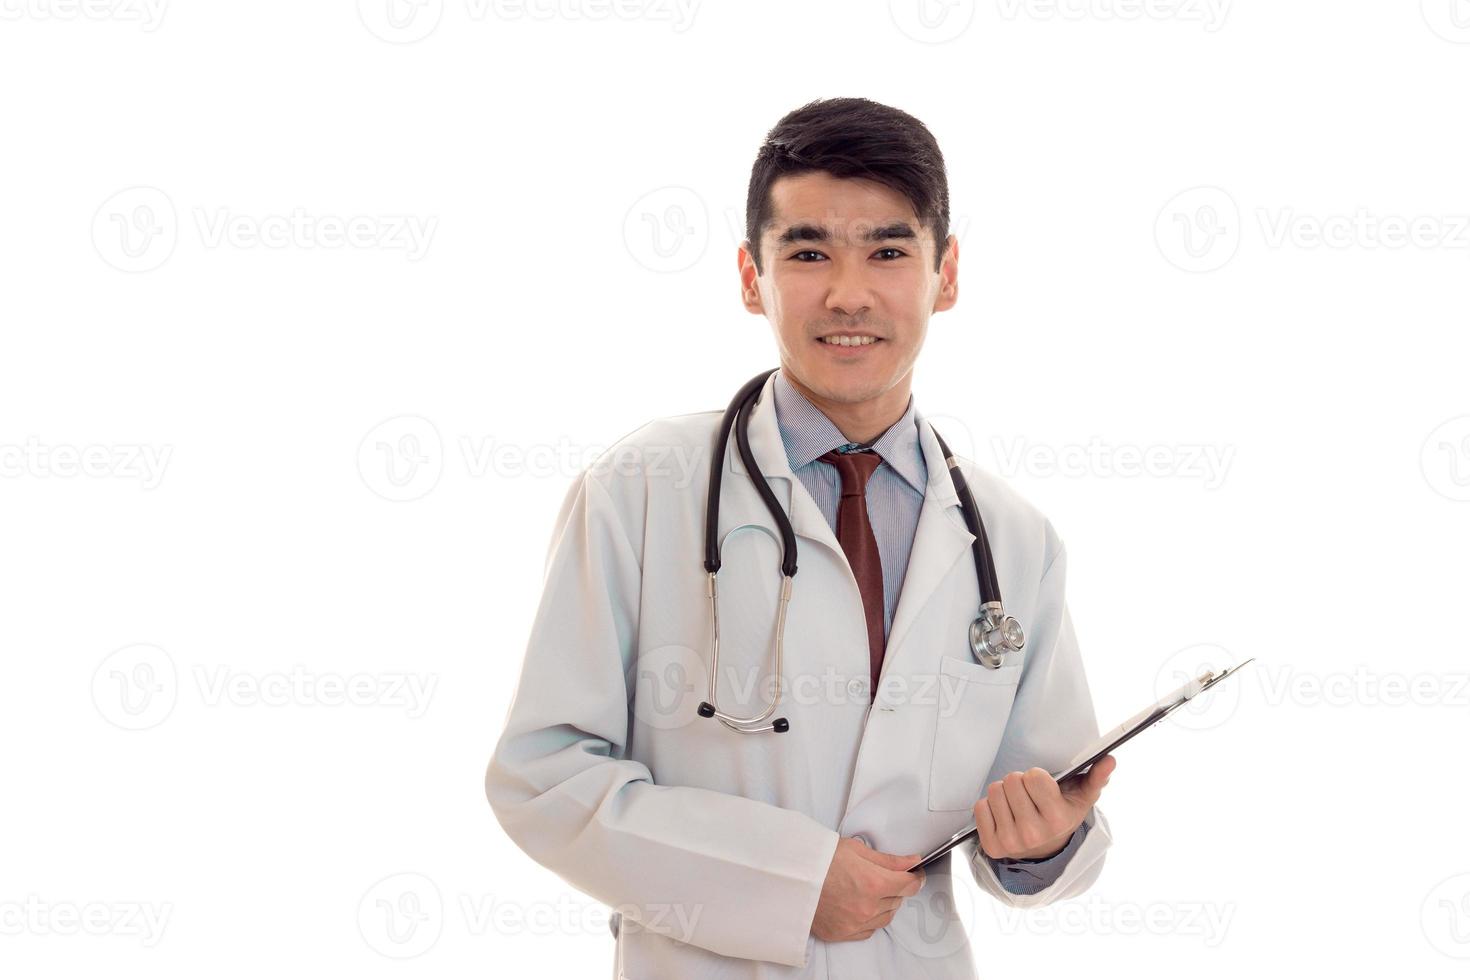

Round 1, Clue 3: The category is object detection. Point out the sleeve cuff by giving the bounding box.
[986,820,1089,895]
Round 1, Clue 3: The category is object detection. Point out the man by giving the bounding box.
[486,97,1115,979]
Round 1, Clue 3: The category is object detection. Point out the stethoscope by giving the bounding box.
[696,368,1025,735]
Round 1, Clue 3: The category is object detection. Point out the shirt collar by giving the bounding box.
[771,367,927,495]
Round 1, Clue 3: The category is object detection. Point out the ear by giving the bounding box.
[737,241,764,314]
[931,234,959,314]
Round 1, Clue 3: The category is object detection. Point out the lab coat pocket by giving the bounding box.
[927,655,1023,812]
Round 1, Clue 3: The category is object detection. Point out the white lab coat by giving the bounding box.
[485,370,1112,979]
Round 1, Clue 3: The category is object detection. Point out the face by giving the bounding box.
[738,170,958,408]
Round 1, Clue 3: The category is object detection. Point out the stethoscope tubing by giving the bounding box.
[697,367,1017,734]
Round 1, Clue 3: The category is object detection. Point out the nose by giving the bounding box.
[824,257,874,319]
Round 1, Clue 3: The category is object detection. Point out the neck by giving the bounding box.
[783,367,912,446]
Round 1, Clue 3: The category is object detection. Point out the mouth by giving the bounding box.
[815,333,884,349]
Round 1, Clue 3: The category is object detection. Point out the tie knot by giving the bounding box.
[818,448,884,497]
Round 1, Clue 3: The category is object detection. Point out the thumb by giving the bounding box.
[1081,754,1116,799]
[1062,754,1115,804]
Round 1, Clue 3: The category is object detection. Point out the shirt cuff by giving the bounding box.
[987,820,1089,895]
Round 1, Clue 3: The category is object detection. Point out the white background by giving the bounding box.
[3,0,1469,976]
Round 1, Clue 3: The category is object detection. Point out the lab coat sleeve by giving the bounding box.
[485,470,841,968]
[967,539,1114,908]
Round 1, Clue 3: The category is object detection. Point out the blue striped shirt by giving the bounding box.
[770,368,925,642]
[770,367,1086,893]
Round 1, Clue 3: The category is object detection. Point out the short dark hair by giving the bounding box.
[744,97,950,276]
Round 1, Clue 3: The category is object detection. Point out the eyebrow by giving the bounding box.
[774,222,918,247]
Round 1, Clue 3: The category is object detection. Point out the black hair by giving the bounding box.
[744,97,950,276]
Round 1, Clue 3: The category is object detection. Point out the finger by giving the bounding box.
[1004,770,1051,852]
[1003,770,1042,825]
[857,901,901,932]
[859,847,923,873]
[986,779,1018,854]
[973,797,998,858]
[1022,767,1068,823]
[854,845,925,896]
[875,863,925,899]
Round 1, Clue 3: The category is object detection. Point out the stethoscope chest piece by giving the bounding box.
[969,601,1024,669]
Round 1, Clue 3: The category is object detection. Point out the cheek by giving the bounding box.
[875,277,928,314]
[767,273,816,312]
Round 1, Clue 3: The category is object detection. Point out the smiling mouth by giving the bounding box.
[816,334,883,347]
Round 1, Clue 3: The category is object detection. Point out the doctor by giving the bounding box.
[485,96,1116,979]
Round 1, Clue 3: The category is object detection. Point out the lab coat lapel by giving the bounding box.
[882,416,974,664]
[725,371,842,561]
[837,415,978,829]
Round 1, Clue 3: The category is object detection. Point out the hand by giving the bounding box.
[811,836,926,943]
[973,755,1115,861]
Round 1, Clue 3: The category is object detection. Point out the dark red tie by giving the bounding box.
[817,448,886,702]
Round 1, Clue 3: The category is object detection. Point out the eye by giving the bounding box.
[873,247,906,260]
[791,250,826,262]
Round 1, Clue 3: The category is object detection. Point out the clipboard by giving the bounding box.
[908,658,1254,872]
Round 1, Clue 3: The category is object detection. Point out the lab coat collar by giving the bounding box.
[728,369,960,508]
[769,368,927,498]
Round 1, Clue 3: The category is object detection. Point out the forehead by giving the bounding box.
[764,171,921,239]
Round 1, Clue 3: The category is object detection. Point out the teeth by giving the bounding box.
[820,335,877,347]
